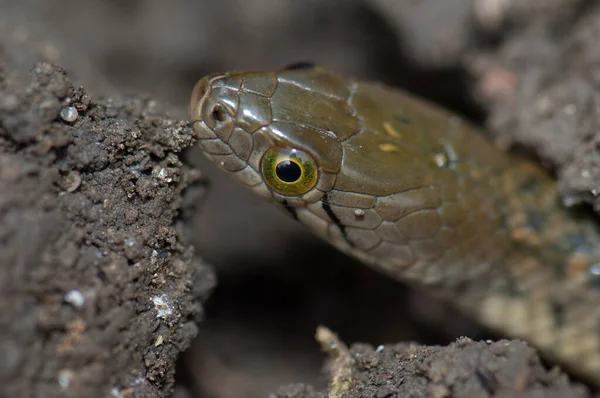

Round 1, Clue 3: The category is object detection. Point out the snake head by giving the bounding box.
[190,66,360,207]
[191,65,516,280]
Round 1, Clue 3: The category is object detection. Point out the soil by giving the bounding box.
[276,330,590,398]
[2,1,600,397]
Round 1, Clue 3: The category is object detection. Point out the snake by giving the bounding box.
[189,64,600,385]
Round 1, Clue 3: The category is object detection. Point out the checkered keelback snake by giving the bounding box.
[190,65,600,385]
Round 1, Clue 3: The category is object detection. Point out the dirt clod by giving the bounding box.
[278,336,590,398]
[0,62,214,398]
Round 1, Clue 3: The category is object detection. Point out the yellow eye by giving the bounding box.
[261,147,318,195]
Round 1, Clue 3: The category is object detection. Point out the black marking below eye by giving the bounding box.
[276,160,302,183]
[284,62,316,70]
[282,200,298,221]
[322,193,353,247]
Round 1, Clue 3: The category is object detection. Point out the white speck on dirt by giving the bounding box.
[60,106,78,122]
[64,289,85,308]
[58,369,74,389]
[152,295,174,319]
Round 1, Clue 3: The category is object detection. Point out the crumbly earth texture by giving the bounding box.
[3,0,600,397]
[277,331,589,398]
[0,62,213,397]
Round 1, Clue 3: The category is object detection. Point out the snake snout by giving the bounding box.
[190,77,209,124]
[190,75,242,162]
[190,74,261,185]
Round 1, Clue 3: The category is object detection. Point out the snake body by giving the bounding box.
[190,65,600,385]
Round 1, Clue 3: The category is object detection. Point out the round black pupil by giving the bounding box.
[275,160,302,183]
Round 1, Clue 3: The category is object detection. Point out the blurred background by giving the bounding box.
[1,0,593,396]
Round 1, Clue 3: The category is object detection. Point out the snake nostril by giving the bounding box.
[211,104,227,124]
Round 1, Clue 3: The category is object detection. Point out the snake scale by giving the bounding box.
[190,64,600,385]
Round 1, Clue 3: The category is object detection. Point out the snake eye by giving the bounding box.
[261,147,318,195]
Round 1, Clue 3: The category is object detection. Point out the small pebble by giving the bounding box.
[63,172,82,193]
[58,369,74,389]
[60,106,78,122]
[152,295,174,319]
[64,289,85,308]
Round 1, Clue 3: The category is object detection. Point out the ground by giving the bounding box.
[1,1,600,397]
